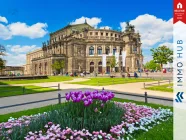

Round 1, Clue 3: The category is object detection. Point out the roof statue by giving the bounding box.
[125,21,135,32]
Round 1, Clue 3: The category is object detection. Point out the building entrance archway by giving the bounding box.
[90,62,94,73]
[98,61,102,73]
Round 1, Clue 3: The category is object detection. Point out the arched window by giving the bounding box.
[90,62,94,73]
[90,62,94,66]
[35,64,37,75]
[98,61,102,73]
[98,61,102,66]
[120,47,123,55]
[97,46,102,55]
[133,46,137,53]
[89,46,94,55]
[105,46,110,55]
[136,59,140,67]
[39,63,42,75]
[45,62,47,70]
[113,47,117,55]
[45,62,47,75]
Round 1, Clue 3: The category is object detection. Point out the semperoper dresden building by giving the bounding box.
[25,21,143,75]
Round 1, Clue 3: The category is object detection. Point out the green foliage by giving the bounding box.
[48,101,124,132]
[144,60,161,70]
[0,98,172,123]
[150,46,173,69]
[0,44,6,55]
[0,58,5,70]
[110,56,117,68]
[4,101,124,140]
[51,60,65,74]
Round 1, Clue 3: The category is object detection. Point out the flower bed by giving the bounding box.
[0,90,173,140]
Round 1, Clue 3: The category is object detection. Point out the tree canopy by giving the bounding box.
[150,45,173,69]
[0,58,5,70]
[0,44,6,56]
[110,56,117,68]
[51,60,65,74]
[0,44,6,73]
[144,60,161,70]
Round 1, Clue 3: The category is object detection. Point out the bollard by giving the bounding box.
[145,92,148,103]
[58,93,61,104]
[102,87,104,90]
[58,83,60,91]
[23,87,25,94]
[144,83,145,89]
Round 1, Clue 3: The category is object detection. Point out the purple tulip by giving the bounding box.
[66,94,71,101]
[84,100,89,106]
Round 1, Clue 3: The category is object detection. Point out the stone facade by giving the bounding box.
[25,21,143,75]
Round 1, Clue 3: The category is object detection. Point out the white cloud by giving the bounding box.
[71,16,101,28]
[0,16,8,23]
[120,14,173,48]
[3,45,41,66]
[100,26,112,30]
[0,16,48,40]
[4,53,26,66]
[10,45,40,54]
[8,22,48,39]
[159,42,173,49]
[0,24,11,39]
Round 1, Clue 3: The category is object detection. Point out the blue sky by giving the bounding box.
[0,0,173,66]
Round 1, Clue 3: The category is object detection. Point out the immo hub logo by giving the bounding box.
[175,92,184,102]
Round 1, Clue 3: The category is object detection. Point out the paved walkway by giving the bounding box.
[32,78,172,98]
[0,78,173,114]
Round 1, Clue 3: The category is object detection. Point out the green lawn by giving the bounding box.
[0,85,57,98]
[0,98,173,140]
[0,76,73,85]
[69,77,154,86]
[146,84,173,93]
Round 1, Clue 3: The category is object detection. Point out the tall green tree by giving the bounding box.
[110,56,118,73]
[0,44,6,75]
[51,60,65,74]
[0,58,5,73]
[150,46,173,69]
[0,44,6,56]
[144,60,160,70]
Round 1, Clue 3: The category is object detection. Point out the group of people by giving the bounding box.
[126,71,139,78]
[65,71,87,77]
[64,71,139,78]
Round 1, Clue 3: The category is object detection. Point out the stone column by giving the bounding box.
[86,60,89,72]
[102,44,105,54]
[110,45,113,55]
[86,45,89,56]
[117,46,120,53]
[95,45,97,56]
